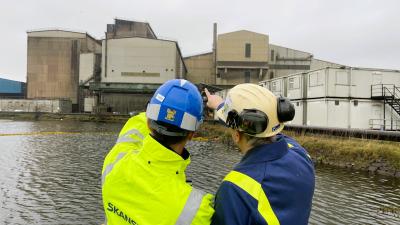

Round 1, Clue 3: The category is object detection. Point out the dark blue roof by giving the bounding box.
[0,77,25,94]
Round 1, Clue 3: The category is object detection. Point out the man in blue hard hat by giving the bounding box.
[102,79,214,225]
[205,84,315,225]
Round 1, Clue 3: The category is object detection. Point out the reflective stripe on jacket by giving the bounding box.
[212,134,315,225]
[102,113,214,225]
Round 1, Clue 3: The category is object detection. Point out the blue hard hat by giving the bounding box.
[146,79,203,131]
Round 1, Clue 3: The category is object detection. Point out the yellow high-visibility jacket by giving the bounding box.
[102,113,214,225]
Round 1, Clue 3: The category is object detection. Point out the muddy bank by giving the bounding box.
[195,123,400,178]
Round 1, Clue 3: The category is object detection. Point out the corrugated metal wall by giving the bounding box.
[0,78,24,94]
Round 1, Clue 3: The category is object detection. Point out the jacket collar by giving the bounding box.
[238,134,289,166]
[140,135,191,173]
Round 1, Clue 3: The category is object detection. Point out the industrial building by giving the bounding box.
[184,23,341,86]
[83,19,188,114]
[258,67,400,131]
[0,77,26,98]
[27,29,102,112]
[26,19,187,114]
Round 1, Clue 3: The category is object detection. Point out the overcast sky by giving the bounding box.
[0,0,399,82]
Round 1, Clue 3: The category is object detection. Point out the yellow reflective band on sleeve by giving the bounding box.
[223,171,280,225]
[102,152,127,186]
[287,143,294,148]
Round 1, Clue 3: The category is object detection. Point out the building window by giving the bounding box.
[269,71,274,79]
[309,72,324,87]
[335,100,339,106]
[288,77,300,90]
[245,71,251,83]
[245,43,251,58]
[354,100,358,106]
[271,81,280,91]
[271,50,275,62]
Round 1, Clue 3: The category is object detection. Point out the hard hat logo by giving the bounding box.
[165,108,177,121]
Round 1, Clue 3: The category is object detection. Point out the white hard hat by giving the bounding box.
[216,83,294,137]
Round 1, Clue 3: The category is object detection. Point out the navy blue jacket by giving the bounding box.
[211,134,315,225]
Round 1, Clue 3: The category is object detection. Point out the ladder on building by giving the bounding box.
[371,84,400,118]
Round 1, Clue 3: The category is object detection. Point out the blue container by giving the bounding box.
[0,77,23,94]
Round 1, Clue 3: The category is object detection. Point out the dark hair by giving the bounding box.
[149,120,189,147]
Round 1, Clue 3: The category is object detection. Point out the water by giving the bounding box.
[0,120,399,225]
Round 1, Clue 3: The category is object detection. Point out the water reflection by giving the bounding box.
[0,121,399,225]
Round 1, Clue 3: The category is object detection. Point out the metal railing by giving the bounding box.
[371,84,399,98]
[369,119,400,131]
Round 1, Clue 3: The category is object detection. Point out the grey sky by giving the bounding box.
[1,0,399,82]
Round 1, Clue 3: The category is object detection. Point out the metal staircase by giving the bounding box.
[371,84,400,116]
[371,84,400,130]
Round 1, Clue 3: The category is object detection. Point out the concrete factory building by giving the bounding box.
[185,24,340,86]
[27,29,102,112]
[87,19,187,113]
[259,67,400,131]
[26,19,187,114]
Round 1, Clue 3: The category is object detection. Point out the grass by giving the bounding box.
[197,122,400,170]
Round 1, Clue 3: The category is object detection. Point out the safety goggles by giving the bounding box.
[226,109,269,135]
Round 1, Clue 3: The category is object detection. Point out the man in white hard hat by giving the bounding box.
[205,83,315,225]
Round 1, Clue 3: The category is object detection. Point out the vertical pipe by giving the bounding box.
[348,68,352,129]
[213,23,217,84]
[104,32,108,78]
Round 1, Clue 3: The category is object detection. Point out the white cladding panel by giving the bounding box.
[84,97,96,112]
[326,68,350,98]
[351,69,400,98]
[306,100,328,126]
[101,38,177,83]
[270,78,284,96]
[79,53,95,85]
[306,99,348,128]
[286,74,303,99]
[307,69,326,98]
[287,100,303,125]
[326,100,349,128]
[259,80,270,90]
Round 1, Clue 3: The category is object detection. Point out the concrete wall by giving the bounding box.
[101,38,181,83]
[27,36,80,104]
[27,31,101,106]
[79,53,95,84]
[310,58,342,70]
[106,19,156,39]
[0,99,72,113]
[216,68,266,85]
[102,93,153,114]
[268,44,312,78]
[184,52,215,84]
[217,30,269,62]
